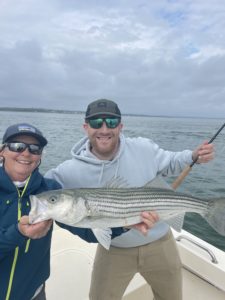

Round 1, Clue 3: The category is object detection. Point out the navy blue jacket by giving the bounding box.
[0,167,123,300]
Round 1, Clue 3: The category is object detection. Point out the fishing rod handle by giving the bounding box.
[171,166,192,190]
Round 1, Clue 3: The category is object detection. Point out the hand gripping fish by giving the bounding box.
[29,177,225,248]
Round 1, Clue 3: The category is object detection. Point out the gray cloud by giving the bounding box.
[0,0,225,117]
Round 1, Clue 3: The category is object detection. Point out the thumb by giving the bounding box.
[19,215,29,225]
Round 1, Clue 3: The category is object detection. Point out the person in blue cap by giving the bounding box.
[0,123,145,300]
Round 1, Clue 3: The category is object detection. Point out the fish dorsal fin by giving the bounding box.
[104,177,130,188]
[144,176,173,190]
[105,176,173,190]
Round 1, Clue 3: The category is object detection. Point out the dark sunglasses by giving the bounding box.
[88,118,121,129]
[5,142,43,155]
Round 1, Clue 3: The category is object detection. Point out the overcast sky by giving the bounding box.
[0,0,225,118]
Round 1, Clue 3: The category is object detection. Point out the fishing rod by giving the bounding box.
[171,122,225,190]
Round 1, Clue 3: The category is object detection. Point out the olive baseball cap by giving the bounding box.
[2,123,48,146]
[85,99,121,119]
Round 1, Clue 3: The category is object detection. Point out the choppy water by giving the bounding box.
[1,110,225,251]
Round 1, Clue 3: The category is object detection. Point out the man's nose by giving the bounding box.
[100,122,109,131]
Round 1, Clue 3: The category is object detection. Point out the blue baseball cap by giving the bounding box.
[2,123,48,146]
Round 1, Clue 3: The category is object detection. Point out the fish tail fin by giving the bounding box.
[92,228,112,250]
[204,198,225,236]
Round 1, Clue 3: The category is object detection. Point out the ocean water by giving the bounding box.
[1,110,225,251]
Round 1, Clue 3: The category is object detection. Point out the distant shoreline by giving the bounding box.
[0,106,169,118]
[0,107,84,115]
[0,107,221,119]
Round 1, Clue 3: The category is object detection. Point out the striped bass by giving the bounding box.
[29,177,225,241]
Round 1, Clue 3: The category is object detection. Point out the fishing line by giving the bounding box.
[197,143,225,191]
[196,124,225,187]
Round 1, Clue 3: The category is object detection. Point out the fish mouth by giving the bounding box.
[29,195,49,224]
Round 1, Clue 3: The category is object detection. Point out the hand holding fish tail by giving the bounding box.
[130,211,159,235]
[192,141,215,164]
[18,215,53,239]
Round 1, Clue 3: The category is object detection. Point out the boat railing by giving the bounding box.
[176,235,218,264]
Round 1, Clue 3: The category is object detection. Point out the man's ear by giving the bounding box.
[119,123,123,131]
[83,123,88,131]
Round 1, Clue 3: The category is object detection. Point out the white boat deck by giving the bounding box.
[46,226,225,300]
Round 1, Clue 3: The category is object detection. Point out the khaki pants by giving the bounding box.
[89,229,182,300]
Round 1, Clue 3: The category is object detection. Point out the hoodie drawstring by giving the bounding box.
[114,157,120,179]
[98,158,120,184]
[98,163,105,184]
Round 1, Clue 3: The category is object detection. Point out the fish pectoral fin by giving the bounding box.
[166,213,185,232]
[92,228,112,250]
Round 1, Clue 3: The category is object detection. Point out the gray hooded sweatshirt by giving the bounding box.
[45,134,193,248]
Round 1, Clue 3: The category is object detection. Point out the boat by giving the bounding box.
[46,226,225,300]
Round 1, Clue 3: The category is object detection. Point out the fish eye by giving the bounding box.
[48,196,58,204]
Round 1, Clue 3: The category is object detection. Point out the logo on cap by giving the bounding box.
[18,125,36,133]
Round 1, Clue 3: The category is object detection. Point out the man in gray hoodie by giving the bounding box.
[46,99,214,300]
